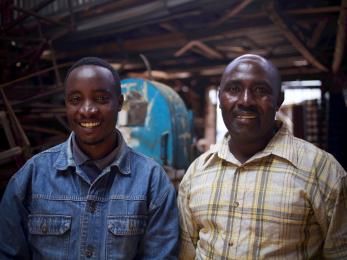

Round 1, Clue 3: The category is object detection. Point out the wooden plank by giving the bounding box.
[308,19,328,48]
[55,24,275,60]
[332,0,347,73]
[4,0,56,31]
[49,42,62,85]
[22,125,66,136]
[239,6,340,19]
[12,5,68,27]
[0,147,22,164]
[211,0,253,27]
[175,40,223,59]
[0,111,16,148]
[265,1,328,72]
[0,90,30,148]
[0,63,71,90]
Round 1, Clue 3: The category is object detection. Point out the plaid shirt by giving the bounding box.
[178,123,347,259]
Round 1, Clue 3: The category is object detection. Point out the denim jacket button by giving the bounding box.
[85,245,94,257]
[40,222,48,234]
[88,201,96,213]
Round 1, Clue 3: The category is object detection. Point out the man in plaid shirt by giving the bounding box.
[178,54,347,259]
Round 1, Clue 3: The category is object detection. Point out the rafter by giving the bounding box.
[308,19,328,48]
[12,5,68,28]
[332,0,347,73]
[175,41,223,60]
[264,1,328,72]
[3,0,56,31]
[211,0,253,27]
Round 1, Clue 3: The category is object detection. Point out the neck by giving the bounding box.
[228,127,277,164]
[76,132,118,160]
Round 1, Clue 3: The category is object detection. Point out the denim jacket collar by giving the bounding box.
[53,130,131,175]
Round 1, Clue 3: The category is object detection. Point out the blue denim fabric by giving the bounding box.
[0,133,179,259]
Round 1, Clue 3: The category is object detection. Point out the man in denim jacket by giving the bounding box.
[0,57,179,259]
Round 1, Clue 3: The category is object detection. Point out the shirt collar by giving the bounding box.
[54,130,131,175]
[71,132,122,171]
[205,121,299,168]
[261,122,300,168]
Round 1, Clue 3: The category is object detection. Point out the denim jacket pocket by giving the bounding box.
[28,215,72,259]
[107,215,147,258]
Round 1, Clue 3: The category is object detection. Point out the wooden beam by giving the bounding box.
[0,63,71,90]
[174,41,196,57]
[11,86,64,107]
[0,147,23,164]
[287,6,341,15]
[239,6,340,19]
[265,1,328,72]
[280,67,322,76]
[0,111,16,148]
[175,40,224,59]
[12,5,68,27]
[4,0,56,31]
[211,0,253,27]
[159,22,178,33]
[55,21,277,59]
[308,19,328,48]
[332,0,347,73]
[0,90,31,159]
[193,41,224,60]
[22,125,66,136]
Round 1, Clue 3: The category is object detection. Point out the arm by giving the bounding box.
[137,167,179,260]
[323,174,347,259]
[177,166,198,260]
[0,175,31,259]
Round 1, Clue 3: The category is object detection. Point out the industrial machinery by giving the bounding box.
[118,78,192,186]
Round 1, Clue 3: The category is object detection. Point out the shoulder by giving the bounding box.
[287,135,346,194]
[291,135,344,174]
[6,141,67,199]
[127,146,173,185]
[128,148,177,210]
[128,147,161,168]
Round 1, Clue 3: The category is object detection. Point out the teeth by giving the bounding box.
[80,122,100,128]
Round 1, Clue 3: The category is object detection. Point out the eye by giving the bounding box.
[95,95,110,103]
[253,84,271,95]
[224,83,242,94]
[68,94,81,105]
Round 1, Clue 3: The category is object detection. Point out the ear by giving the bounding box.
[218,87,222,108]
[276,91,284,110]
[117,94,124,111]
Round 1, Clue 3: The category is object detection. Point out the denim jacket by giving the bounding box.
[0,133,179,259]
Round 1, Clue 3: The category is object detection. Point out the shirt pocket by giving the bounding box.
[28,214,72,260]
[106,215,147,259]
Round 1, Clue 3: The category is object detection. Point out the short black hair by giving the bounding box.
[65,57,121,96]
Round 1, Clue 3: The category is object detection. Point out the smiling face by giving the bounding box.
[65,65,123,157]
[219,55,283,145]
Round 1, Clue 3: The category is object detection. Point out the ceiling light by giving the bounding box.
[293,60,308,67]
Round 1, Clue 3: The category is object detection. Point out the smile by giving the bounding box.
[80,122,101,128]
[236,115,256,119]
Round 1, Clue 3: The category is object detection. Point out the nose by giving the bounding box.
[80,100,98,115]
[238,88,255,106]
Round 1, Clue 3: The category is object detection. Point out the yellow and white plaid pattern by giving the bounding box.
[178,123,347,259]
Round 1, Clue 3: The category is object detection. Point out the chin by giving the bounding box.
[76,135,104,146]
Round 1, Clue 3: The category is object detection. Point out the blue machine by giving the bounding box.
[118,78,192,182]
